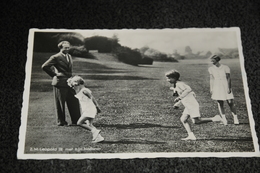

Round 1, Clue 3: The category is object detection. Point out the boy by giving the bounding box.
[166,70,222,140]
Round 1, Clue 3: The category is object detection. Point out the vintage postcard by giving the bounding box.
[18,28,259,159]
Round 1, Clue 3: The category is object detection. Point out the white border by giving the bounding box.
[236,29,259,152]
[18,28,260,159]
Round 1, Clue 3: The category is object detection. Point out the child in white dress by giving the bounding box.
[166,70,222,140]
[67,76,104,143]
[208,55,239,125]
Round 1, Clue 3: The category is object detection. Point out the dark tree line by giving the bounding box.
[33,32,154,65]
[33,32,84,52]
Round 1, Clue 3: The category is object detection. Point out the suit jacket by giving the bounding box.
[42,52,73,87]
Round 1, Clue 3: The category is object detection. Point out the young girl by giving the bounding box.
[208,55,239,125]
[166,70,222,140]
[67,76,104,143]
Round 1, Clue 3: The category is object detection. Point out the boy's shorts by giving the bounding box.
[182,92,201,118]
[183,107,201,118]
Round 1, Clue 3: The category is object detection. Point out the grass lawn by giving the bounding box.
[23,52,255,154]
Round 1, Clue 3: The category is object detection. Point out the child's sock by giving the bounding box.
[212,115,222,122]
[232,114,239,124]
[91,127,96,132]
[188,132,195,137]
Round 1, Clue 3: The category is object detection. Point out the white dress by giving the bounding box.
[174,81,201,118]
[75,88,97,118]
[208,64,234,100]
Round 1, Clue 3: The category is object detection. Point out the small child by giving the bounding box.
[166,70,222,140]
[67,76,104,143]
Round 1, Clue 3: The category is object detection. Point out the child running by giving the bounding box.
[166,70,222,140]
[67,75,104,143]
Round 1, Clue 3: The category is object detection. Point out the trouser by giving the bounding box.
[53,86,81,124]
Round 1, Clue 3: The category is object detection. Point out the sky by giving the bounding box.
[79,28,239,55]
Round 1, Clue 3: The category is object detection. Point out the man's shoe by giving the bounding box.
[57,122,68,126]
[68,123,77,126]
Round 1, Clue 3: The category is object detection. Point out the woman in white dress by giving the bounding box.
[67,76,104,143]
[208,55,239,125]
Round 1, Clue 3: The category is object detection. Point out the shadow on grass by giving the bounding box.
[96,123,180,129]
[80,69,130,74]
[30,73,155,92]
[80,74,157,80]
[74,61,126,72]
[30,81,105,92]
[137,65,160,68]
[234,122,249,125]
[101,139,166,145]
[30,52,158,92]
[204,137,253,142]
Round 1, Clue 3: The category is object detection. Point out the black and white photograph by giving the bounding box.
[17,28,259,159]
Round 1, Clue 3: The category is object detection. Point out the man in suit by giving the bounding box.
[42,41,81,126]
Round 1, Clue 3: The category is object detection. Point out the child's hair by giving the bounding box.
[67,75,85,87]
[210,54,221,62]
[165,70,180,80]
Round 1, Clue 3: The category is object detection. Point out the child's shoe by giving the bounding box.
[220,115,228,125]
[233,115,239,125]
[92,129,101,141]
[92,134,104,143]
[181,132,196,141]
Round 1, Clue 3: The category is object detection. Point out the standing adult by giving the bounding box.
[208,55,239,125]
[42,41,81,126]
